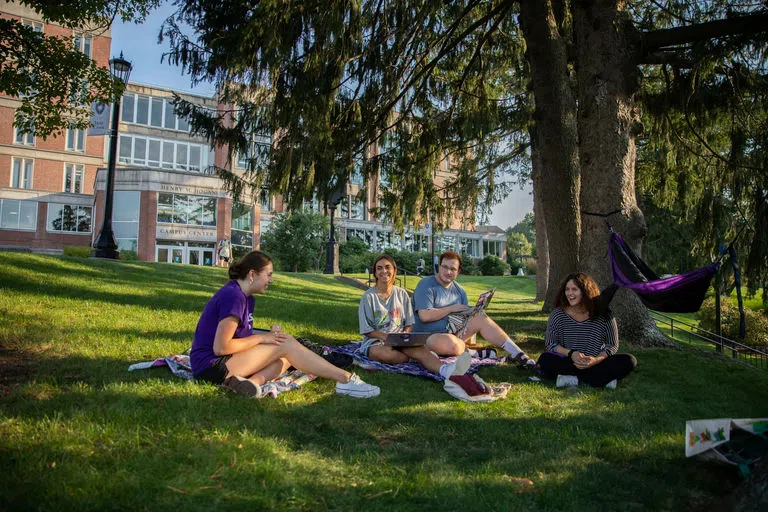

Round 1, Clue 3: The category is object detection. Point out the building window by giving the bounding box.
[22,20,43,32]
[483,240,503,258]
[47,204,92,233]
[157,193,216,226]
[346,229,374,249]
[0,199,37,231]
[73,33,92,58]
[350,158,364,185]
[113,191,140,252]
[118,134,212,172]
[460,238,480,258]
[66,128,85,152]
[436,235,456,254]
[231,202,254,259]
[11,158,33,189]
[120,93,193,132]
[350,197,366,220]
[64,164,84,193]
[236,136,271,170]
[14,128,34,146]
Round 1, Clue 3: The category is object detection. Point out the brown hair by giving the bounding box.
[372,254,398,287]
[228,251,273,280]
[439,250,463,271]
[553,272,601,318]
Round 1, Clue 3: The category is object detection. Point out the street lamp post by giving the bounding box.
[91,53,132,259]
[324,189,345,274]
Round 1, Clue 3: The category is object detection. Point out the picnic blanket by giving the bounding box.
[328,341,504,382]
[128,354,316,399]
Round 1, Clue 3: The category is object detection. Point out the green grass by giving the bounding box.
[2,252,767,511]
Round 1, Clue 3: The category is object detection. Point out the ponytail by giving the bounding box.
[228,250,273,280]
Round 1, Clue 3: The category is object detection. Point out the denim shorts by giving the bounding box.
[355,338,385,358]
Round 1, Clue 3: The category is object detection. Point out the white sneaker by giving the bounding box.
[336,374,380,398]
[556,375,579,388]
[440,351,472,379]
[605,379,617,390]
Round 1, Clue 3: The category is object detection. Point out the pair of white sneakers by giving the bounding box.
[225,373,381,399]
[556,375,617,389]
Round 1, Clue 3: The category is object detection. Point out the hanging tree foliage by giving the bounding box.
[162,0,533,231]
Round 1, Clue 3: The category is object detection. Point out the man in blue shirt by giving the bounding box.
[412,250,535,367]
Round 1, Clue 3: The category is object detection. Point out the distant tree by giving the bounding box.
[260,212,329,272]
[506,232,532,262]
[507,212,535,244]
[1,0,160,137]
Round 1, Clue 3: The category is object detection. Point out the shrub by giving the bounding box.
[478,255,510,276]
[261,212,329,272]
[508,259,523,275]
[340,237,374,273]
[120,250,138,261]
[62,246,91,258]
[525,262,537,275]
[460,253,480,276]
[698,297,768,348]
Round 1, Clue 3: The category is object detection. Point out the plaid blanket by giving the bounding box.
[328,342,503,382]
[128,355,316,398]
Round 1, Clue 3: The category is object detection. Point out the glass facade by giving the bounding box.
[46,204,92,233]
[0,199,37,231]
[113,191,140,252]
[157,193,216,226]
[231,202,254,259]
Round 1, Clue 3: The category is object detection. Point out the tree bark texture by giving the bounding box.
[572,0,671,346]
[530,126,549,305]
[519,0,581,309]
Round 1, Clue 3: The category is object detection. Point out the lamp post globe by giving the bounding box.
[91,53,132,259]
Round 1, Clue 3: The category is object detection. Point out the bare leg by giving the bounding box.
[400,346,444,373]
[368,345,410,365]
[463,314,510,348]
[425,333,465,356]
[226,336,352,383]
[247,357,291,385]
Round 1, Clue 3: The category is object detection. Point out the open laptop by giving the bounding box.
[466,288,496,315]
[383,332,433,347]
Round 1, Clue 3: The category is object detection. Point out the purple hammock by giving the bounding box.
[608,231,719,313]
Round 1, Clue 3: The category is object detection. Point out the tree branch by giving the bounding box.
[641,13,768,53]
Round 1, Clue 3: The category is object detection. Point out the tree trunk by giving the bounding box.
[519,0,581,310]
[572,0,672,346]
[530,125,549,304]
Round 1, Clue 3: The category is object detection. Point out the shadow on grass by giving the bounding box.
[4,349,767,510]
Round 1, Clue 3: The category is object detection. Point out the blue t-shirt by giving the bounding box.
[412,275,469,332]
[190,280,254,376]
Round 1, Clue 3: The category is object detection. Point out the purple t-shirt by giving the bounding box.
[190,280,254,376]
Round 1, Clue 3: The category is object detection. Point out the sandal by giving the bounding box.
[507,352,537,369]
[471,347,498,359]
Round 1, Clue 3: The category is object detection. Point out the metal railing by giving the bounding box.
[650,311,768,369]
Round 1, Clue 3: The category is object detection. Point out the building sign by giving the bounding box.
[156,183,229,198]
[156,225,217,242]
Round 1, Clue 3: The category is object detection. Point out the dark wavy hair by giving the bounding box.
[553,272,601,318]
[228,251,272,280]
[371,254,398,287]
[439,250,463,271]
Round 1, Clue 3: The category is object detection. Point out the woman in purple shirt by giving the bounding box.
[191,250,380,399]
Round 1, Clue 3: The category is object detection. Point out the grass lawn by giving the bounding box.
[2,252,767,511]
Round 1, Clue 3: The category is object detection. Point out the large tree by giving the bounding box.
[0,0,159,137]
[519,0,767,343]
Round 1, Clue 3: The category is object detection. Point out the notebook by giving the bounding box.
[383,332,433,347]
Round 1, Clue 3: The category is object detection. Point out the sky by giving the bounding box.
[110,5,534,229]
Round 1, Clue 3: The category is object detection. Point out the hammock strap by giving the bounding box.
[727,245,746,339]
